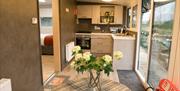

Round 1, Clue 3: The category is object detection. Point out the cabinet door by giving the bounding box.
[77,5,92,18]
[92,5,100,24]
[91,36,112,54]
[114,6,123,24]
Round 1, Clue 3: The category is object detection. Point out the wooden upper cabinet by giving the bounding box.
[114,6,123,24]
[77,5,92,18]
[92,5,100,24]
[77,5,123,24]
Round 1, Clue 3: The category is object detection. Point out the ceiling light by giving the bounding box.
[39,0,46,2]
[154,0,171,2]
[102,0,113,2]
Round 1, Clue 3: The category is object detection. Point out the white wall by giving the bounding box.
[39,8,53,34]
[40,8,52,17]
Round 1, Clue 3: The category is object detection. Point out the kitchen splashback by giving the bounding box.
[77,19,123,32]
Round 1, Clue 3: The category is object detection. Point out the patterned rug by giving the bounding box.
[46,78,131,91]
[44,75,69,90]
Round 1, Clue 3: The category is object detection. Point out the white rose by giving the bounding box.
[102,55,112,63]
[70,61,75,67]
[114,51,123,60]
[103,64,107,67]
[83,52,92,56]
[75,53,83,61]
[83,52,92,61]
[72,46,81,54]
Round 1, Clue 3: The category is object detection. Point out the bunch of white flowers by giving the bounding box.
[71,46,124,76]
[114,51,123,60]
[71,53,82,67]
[71,52,92,67]
[74,52,92,61]
[102,55,112,63]
[72,46,81,54]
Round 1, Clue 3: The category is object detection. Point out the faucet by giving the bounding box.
[119,25,128,35]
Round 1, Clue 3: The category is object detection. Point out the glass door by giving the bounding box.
[137,0,151,80]
[148,0,176,88]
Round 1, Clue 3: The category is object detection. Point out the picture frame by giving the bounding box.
[40,17,52,27]
[132,5,138,28]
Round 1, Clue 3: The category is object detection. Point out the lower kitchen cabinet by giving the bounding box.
[91,35,113,55]
[113,37,136,70]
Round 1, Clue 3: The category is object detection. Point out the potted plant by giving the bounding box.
[71,46,123,91]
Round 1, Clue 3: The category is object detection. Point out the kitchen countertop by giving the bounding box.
[91,33,112,36]
[111,34,136,40]
[77,32,136,40]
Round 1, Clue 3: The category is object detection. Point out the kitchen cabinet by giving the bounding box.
[114,6,123,24]
[92,5,100,24]
[91,35,113,54]
[77,5,92,18]
[100,6,115,24]
[77,5,123,24]
[112,36,136,70]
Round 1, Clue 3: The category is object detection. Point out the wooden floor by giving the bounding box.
[41,55,55,82]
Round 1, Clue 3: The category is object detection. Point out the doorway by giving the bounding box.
[136,0,177,89]
[38,0,55,83]
[147,0,176,87]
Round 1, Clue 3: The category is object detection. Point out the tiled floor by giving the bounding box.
[42,55,55,82]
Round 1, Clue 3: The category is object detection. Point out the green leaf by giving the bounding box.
[90,56,96,62]
[72,52,76,56]
[79,50,83,53]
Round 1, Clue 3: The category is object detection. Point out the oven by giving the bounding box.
[75,33,91,50]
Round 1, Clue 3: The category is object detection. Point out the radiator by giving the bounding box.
[0,78,12,91]
[66,41,75,62]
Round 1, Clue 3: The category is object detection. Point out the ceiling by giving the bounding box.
[39,0,130,8]
[77,0,130,6]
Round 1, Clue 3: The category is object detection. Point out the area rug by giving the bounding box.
[44,75,69,90]
[117,70,145,91]
[52,78,131,91]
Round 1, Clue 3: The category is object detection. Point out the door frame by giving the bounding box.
[168,0,180,87]
[52,0,61,72]
[134,0,152,88]
[37,0,62,84]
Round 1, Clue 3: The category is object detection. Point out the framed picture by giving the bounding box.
[40,17,52,27]
[127,7,131,28]
[132,5,138,28]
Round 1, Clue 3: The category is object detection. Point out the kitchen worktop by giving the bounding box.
[111,34,136,40]
[91,33,112,36]
[76,32,136,40]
